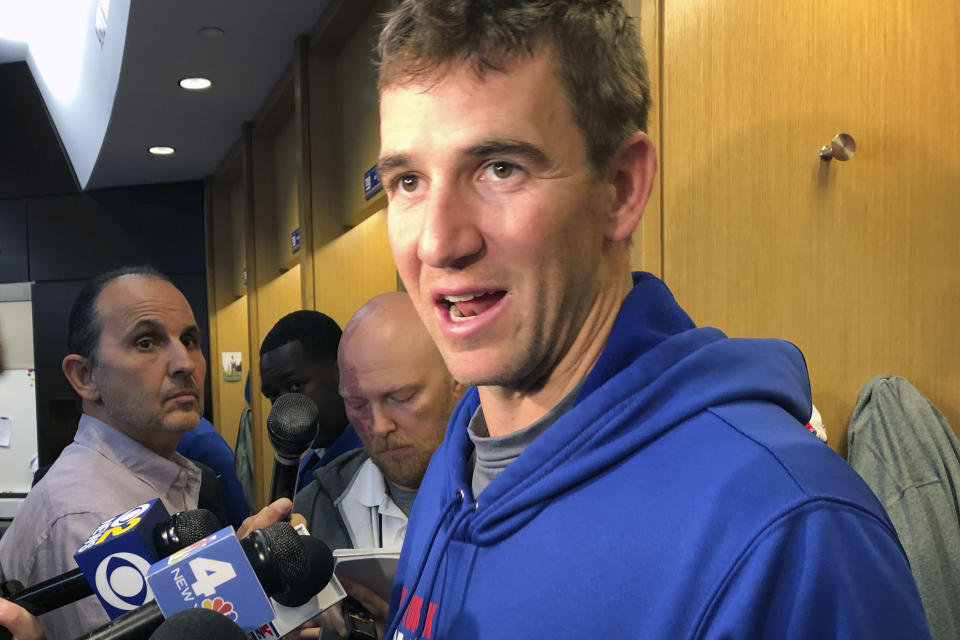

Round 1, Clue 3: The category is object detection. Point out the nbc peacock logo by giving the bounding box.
[165,533,216,566]
[201,596,239,622]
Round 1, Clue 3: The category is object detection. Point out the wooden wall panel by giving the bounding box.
[253,264,303,501]
[272,118,301,270]
[334,1,388,226]
[228,182,246,297]
[295,37,317,312]
[208,151,248,449]
[660,0,960,454]
[313,210,398,328]
[213,296,249,448]
[240,123,266,509]
[307,50,345,250]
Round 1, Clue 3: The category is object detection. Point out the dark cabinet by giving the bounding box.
[0,200,29,283]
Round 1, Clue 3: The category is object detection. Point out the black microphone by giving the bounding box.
[75,522,335,640]
[273,532,336,608]
[147,607,248,639]
[267,393,319,502]
[7,509,221,617]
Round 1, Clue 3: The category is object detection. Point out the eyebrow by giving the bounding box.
[464,140,550,167]
[378,153,412,176]
[387,384,419,396]
[378,140,550,176]
[125,319,164,339]
[125,319,200,340]
[339,383,419,400]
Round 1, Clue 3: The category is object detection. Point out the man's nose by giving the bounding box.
[369,404,397,438]
[168,340,200,378]
[416,180,484,269]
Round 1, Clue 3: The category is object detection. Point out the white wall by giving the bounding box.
[0,301,34,371]
[0,283,36,512]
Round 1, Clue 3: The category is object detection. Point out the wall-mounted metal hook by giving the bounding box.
[820,133,856,161]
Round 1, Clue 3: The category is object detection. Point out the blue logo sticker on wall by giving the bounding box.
[363,165,382,200]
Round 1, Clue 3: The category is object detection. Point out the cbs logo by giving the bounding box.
[78,502,153,553]
[94,552,155,611]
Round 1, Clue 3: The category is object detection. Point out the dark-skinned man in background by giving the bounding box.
[259,311,362,492]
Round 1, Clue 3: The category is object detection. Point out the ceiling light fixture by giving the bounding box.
[198,27,224,38]
[148,146,175,156]
[179,77,212,90]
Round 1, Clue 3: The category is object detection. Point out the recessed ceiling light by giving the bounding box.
[179,77,212,90]
[148,146,175,156]
[198,27,224,38]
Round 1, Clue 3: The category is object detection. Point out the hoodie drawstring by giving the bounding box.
[386,488,471,639]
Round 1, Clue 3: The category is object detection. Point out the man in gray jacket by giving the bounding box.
[294,292,460,550]
[290,293,460,638]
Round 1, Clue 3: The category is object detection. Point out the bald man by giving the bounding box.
[293,292,461,551]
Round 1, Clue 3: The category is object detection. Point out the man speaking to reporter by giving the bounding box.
[374,1,931,638]
[0,267,207,638]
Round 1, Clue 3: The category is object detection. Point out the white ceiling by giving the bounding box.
[88,0,333,189]
[3,0,333,190]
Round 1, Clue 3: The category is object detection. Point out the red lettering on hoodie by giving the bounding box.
[403,595,423,632]
[423,602,439,638]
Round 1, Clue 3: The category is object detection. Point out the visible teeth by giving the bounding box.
[449,305,471,322]
[445,293,480,302]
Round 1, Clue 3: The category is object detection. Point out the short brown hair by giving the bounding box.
[377,0,651,171]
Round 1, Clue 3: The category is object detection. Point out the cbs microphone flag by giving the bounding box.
[74,499,170,619]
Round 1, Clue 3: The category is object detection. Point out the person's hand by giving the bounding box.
[235,498,292,540]
[288,602,348,639]
[339,576,388,639]
[0,598,45,640]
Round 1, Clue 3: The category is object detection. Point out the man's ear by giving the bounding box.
[62,354,100,402]
[604,132,658,242]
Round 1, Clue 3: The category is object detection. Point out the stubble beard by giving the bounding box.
[370,447,432,489]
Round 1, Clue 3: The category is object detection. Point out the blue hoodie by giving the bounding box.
[388,273,929,639]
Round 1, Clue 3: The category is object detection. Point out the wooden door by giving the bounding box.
[658,0,960,455]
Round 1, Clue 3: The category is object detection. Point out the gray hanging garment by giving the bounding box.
[848,375,960,640]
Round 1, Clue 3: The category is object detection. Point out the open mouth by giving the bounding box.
[442,291,506,323]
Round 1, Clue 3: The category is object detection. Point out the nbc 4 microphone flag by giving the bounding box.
[146,526,275,633]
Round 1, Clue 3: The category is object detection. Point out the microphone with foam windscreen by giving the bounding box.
[153,509,223,558]
[270,533,335,609]
[147,607,248,640]
[4,507,221,617]
[267,393,319,502]
[76,522,334,639]
[255,533,340,638]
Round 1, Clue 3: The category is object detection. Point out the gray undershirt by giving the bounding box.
[386,481,418,516]
[469,381,583,498]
